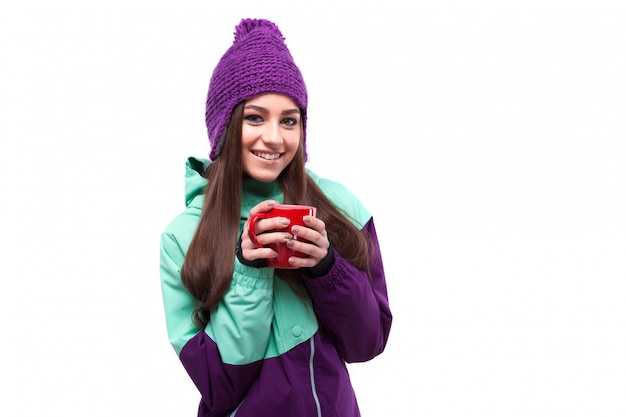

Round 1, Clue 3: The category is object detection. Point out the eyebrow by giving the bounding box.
[244,104,300,116]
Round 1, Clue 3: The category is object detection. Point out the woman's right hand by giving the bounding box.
[240,200,292,262]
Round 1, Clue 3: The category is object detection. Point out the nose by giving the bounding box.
[261,123,282,146]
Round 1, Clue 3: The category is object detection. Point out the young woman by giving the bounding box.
[160,18,392,417]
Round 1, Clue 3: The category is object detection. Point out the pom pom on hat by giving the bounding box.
[233,18,283,42]
[205,18,308,161]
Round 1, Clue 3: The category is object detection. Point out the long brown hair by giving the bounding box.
[181,101,371,328]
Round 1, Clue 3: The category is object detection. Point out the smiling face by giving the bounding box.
[241,93,302,182]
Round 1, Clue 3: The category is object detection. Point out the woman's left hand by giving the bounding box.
[287,215,330,268]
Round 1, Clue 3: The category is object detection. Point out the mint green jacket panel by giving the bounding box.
[205,260,275,364]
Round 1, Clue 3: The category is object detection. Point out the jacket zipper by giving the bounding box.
[309,338,322,417]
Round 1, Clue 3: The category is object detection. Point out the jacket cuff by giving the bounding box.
[302,245,335,278]
[236,233,268,268]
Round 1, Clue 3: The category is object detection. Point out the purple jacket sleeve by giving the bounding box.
[302,217,392,363]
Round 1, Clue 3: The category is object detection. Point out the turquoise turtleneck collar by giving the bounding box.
[241,177,284,215]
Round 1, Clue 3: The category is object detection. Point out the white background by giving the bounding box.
[1,1,625,416]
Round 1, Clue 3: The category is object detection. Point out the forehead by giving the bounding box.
[245,93,298,109]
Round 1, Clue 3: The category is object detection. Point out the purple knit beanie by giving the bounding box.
[205,18,308,161]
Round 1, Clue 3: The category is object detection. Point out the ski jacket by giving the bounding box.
[160,157,392,417]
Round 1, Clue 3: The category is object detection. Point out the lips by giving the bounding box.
[252,151,282,160]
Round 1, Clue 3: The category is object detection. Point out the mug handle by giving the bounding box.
[247,212,270,248]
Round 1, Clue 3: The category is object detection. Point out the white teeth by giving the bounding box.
[254,152,281,160]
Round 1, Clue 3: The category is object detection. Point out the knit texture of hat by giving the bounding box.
[205,18,308,161]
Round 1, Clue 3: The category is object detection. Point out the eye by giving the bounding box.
[281,117,298,127]
[244,114,263,124]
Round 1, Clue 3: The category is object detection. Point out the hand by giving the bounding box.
[240,200,292,263]
[286,215,330,268]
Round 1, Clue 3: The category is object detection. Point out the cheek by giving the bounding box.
[240,126,255,148]
[284,132,301,151]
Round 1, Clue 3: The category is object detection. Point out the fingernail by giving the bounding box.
[283,233,292,239]
[291,226,300,233]
[286,241,295,248]
[280,218,290,226]
[303,216,312,223]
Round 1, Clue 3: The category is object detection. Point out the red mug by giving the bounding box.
[247,204,317,269]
